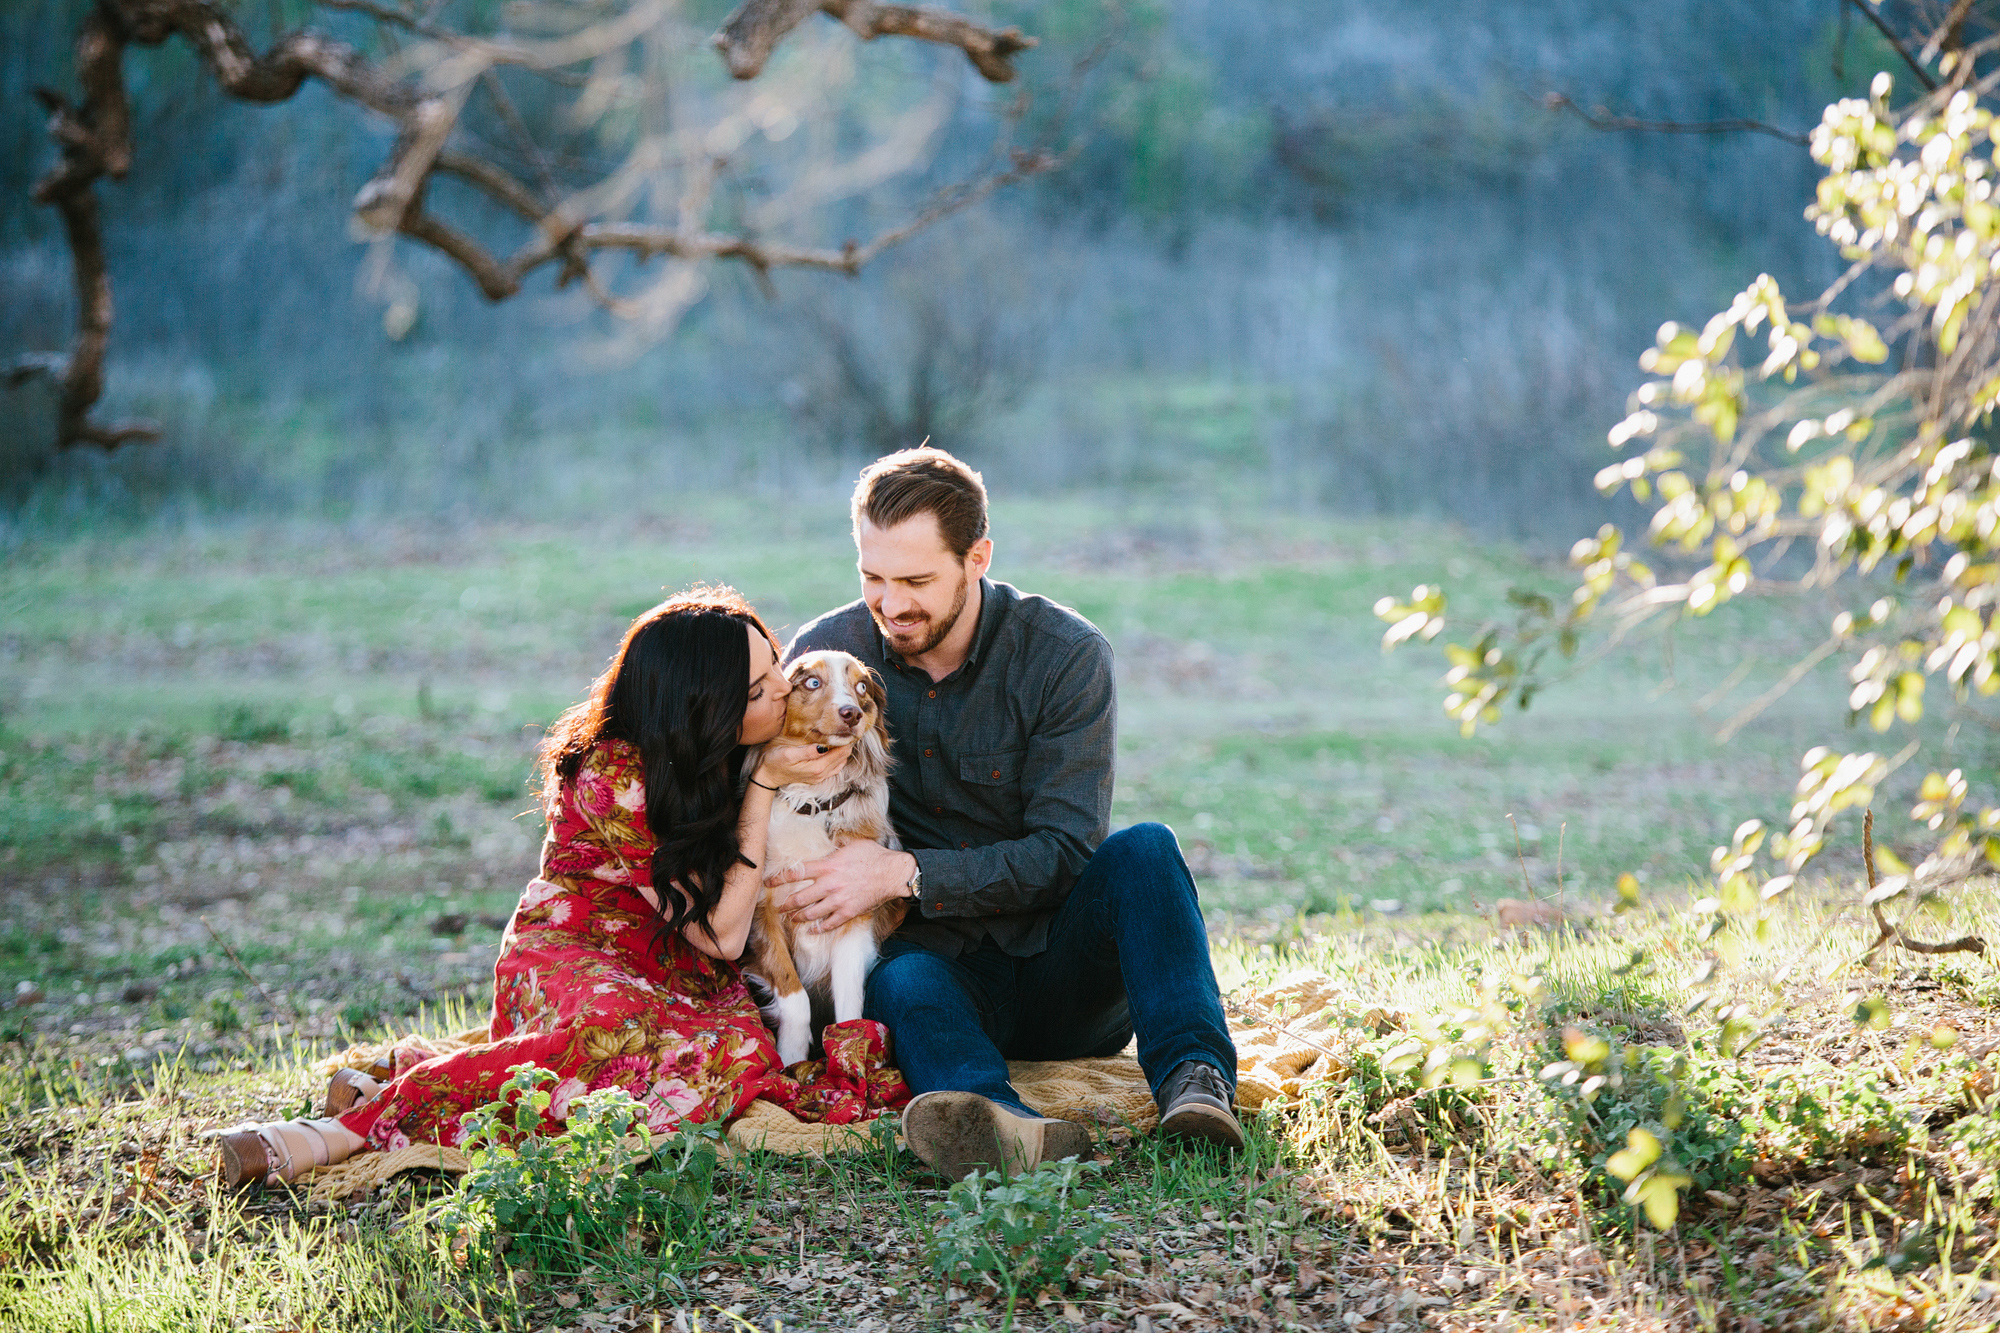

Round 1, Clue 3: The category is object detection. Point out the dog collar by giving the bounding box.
[785,785,859,817]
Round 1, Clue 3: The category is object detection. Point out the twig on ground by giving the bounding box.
[1555,821,1567,909]
[1222,996,1351,1068]
[1508,813,1538,901]
[199,915,295,1025]
[1860,808,1986,964]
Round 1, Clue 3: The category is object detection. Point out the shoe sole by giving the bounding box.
[902,1091,1093,1181]
[1160,1101,1246,1151]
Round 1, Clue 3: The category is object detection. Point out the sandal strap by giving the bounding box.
[256,1124,295,1184]
[254,1118,343,1184]
[327,1067,385,1114]
[297,1119,343,1170]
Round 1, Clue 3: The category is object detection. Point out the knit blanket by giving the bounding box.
[299,971,1358,1200]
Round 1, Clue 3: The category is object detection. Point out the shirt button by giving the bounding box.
[923,748,933,757]
[990,769,1001,779]
[960,841,969,849]
[927,689,937,698]
[933,805,944,814]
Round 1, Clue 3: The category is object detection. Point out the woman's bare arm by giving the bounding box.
[679,781,775,960]
[679,741,845,959]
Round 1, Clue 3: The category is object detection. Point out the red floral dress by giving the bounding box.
[339,739,909,1151]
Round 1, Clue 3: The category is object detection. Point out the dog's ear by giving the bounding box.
[856,720,893,780]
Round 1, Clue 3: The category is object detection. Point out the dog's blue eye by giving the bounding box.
[805,677,822,690]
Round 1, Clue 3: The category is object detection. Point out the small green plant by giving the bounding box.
[1949,1098,2000,1203]
[931,1158,1112,1325]
[203,993,242,1035]
[1538,1026,1755,1229]
[214,704,292,744]
[428,810,471,849]
[433,1063,720,1281]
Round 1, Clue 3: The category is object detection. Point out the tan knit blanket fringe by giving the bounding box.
[300,971,1358,1201]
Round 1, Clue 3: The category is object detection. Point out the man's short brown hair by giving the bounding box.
[851,446,990,558]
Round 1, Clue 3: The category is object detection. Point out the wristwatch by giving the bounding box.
[905,858,923,901]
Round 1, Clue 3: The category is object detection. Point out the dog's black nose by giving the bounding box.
[838,704,862,726]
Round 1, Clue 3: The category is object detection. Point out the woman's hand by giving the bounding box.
[756,741,849,790]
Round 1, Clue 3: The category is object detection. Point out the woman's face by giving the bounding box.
[737,623,792,746]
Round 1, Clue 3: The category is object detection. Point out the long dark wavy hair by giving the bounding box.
[537,585,778,942]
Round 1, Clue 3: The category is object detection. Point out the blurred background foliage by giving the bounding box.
[0,0,1897,536]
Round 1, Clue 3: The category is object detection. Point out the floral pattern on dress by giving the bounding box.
[340,738,909,1150]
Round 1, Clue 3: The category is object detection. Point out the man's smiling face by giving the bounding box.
[857,512,991,659]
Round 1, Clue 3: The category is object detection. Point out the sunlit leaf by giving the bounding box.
[1562,1028,1610,1067]
[1382,1040,1427,1075]
[1634,1172,1689,1228]
[1605,1128,1662,1182]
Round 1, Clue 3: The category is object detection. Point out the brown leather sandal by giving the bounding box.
[215,1118,346,1190]
[323,1068,384,1117]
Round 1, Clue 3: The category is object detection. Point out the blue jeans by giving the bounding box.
[863,822,1236,1117]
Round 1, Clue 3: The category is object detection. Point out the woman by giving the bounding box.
[217,587,910,1187]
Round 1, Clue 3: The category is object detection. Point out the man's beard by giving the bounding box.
[874,571,970,658]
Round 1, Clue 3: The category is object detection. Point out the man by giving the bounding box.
[774,445,1241,1181]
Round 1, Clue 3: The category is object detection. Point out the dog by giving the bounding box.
[741,649,906,1066]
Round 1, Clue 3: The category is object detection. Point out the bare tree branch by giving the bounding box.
[12,0,1050,450]
[14,22,162,449]
[1918,0,1981,65]
[714,0,821,79]
[315,0,454,41]
[715,0,1035,83]
[828,2,1037,83]
[1860,809,1986,964]
[1540,93,1809,147]
[1843,0,1941,92]
[433,149,546,223]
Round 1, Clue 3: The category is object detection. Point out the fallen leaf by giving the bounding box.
[1496,898,1563,928]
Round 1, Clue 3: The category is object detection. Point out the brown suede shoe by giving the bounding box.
[1157,1060,1245,1151]
[901,1091,1093,1182]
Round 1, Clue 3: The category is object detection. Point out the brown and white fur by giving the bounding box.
[741,650,906,1066]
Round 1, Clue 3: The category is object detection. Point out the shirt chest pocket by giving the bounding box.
[957,748,1027,825]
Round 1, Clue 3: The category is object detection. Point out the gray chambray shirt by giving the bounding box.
[785,578,1115,958]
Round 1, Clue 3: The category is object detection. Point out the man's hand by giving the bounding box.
[769,840,916,933]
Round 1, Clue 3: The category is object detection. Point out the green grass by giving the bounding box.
[7,499,2000,1330]
[6,888,2000,1330]
[1,495,1913,916]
